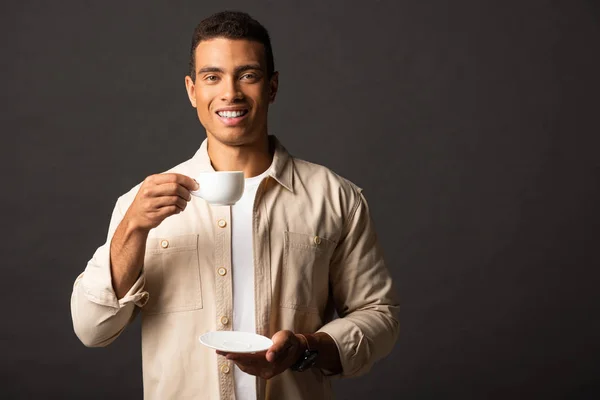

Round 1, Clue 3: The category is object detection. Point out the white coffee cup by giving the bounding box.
[191,171,244,205]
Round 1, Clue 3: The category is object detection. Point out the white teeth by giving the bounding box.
[218,110,246,118]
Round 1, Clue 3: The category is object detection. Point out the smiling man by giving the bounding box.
[71,11,399,400]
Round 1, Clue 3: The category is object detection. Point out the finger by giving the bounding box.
[266,351,275,363]
[140,182,190,202]
[173,196,188,211]
[269,331,294,352]
[151,182,192,201]
[267,332,294,362]
[153,173,199,191]
[232,361,254,376]
[150,196,188,210]
[266,347,290,363]
[154,205,181,219]
[152,198,186,213]
[226,353,261,364]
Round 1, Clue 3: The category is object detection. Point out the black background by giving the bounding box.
[2,1,599,399]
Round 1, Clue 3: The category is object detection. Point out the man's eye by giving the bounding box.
[205,75,219,82]
[242,73,256,80]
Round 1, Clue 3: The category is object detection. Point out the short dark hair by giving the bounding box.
[188,11,275,81]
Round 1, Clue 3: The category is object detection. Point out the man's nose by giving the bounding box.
[221,77,244,102]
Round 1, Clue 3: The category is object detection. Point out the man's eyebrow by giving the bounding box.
[197,66,224,75]
[234,64,262,74]
[197,64,262,75]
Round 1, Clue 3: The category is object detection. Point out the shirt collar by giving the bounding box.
[190,135,294,193]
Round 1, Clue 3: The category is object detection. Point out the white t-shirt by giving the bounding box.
[231,168,270,400]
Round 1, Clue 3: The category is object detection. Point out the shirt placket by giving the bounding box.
[214,206,235,399]
[253,178,274,400]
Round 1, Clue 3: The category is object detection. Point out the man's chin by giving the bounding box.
[207,129,265,147]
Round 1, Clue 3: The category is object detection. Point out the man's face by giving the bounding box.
[185,38,278,147]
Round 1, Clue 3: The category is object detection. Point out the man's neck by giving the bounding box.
[206,135,273,178]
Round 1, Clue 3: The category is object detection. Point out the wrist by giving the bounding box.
[291,333,319,372]
[294,333,308,355]
[122,213,150,237]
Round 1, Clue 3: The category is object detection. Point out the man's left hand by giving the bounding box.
[216,330,304,380]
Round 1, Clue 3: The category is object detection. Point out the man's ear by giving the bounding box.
[268,71,279,103]
[184,76,197,108]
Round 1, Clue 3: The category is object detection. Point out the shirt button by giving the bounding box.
[217,267,227,276]
[313,236,322,245]
[160,240,169,248]
[221,364,230,374]
[220,316,229,326]
[218,219,227,228]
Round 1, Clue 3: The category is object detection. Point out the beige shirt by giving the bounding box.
[71,136,399,400]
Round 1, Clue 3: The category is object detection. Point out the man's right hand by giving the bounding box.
[124,173,199,232]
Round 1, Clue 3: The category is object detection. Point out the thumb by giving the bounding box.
[266,331,294,363]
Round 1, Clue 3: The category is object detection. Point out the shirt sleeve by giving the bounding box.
[70,193,149,347]
[317,188,400,377]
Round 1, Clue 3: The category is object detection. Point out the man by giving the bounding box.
[71,10,399,400]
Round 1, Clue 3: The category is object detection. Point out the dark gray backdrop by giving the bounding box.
[2,1,599,399]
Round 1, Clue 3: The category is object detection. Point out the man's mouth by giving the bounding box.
[216,109,249,118]
[215,108,249,126]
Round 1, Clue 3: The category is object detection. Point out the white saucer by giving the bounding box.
[199,331,273,353]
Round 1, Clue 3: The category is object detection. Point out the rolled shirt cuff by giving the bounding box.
[317,318,368,378]
[79,241,149,310]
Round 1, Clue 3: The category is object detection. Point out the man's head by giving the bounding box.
[188,11,275,83]
[185,11,279,148]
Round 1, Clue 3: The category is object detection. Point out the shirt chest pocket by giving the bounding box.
[142,234,203,315]
[281,231,336,314]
